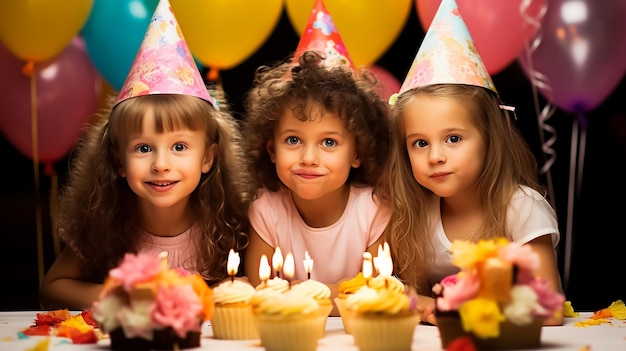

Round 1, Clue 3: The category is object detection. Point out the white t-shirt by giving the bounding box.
[429,186,560,286]
[249,186,390,284]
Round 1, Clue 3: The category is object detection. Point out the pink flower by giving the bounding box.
[152,284,202,338]
[499,243,539,272]
[528,278,565,317]
[437,271,480,311]
[110,253,162,291]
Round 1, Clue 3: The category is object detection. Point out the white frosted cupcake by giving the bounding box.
[253,289,326,351]
[210,279,258,340]
[251,277,290,307]
[346,284,419,351]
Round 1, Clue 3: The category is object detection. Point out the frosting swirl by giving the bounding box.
[213,279,255,304]
[253,290,319,316]
[345,286,412,315]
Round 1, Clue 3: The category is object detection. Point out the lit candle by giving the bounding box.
[303,251,314,280]
[227,249,240,283]
[283,253,295,287]
[272,247,283,279]
[259,254,271,286]
[159,251,169,270]
[362,252,373,286]
[373,244,384,273]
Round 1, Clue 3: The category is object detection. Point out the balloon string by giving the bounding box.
[26,62,45,290]
[520,0,557,205]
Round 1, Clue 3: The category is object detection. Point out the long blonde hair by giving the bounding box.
[380,84,545,294]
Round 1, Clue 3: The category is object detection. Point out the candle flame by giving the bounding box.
[259,254,271,281]
[303,251,314,274]
[283,252,295,280]
[227,249,240,276]
[362,252,373,280]
[272,247,283,271]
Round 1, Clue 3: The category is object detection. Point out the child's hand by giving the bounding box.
[404,285,437,325]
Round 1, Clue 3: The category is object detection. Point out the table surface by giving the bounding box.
[0,311,625,350]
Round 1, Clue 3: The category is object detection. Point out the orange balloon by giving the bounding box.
[0,0,93,62]
[286,0,412,66]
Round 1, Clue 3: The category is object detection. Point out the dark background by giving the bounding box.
[2,6,625,311]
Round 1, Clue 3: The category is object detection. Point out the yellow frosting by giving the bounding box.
[338,272,367,297]
[345,286,412,315]
[253,289,319,316]
[369,275,405,293]
[213,279,256,305]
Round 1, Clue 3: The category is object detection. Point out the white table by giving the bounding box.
[0,311,624,350]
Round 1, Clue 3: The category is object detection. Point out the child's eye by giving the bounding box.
[173,143,187,152]
[322,138,337,148]
[136,144,151,153]
[447,135,461,144]
[286,136,300,145]
[414,140,428,148]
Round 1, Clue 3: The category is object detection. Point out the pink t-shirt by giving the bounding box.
[249,186,390,284]
[139,225,202,276]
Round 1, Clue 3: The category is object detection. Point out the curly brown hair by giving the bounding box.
[54,90,253,285]
[243,50,390,192]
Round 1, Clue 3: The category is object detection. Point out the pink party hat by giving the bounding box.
[114,0,212,107]
[293,0,356,71]
[399,0,496,95]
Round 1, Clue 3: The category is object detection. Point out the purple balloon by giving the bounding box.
[519,0,626,113]
[0,37,101,164]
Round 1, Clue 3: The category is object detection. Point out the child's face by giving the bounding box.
[267,108,360,201]
[402,95,486,199]
[119,110,215,209]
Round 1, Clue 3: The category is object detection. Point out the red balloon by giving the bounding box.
[0,37,101,164]
[416,0,547,75]
[519,0,626,113]
[369,65,401,101]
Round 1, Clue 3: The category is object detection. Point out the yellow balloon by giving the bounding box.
[0,0,93,62]
[286,0,412,66]
[171,0,283,71]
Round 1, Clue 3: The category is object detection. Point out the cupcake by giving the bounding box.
[435,239,565,350]
[291,279,333,333]
[334,272,367,333]
[251,277,290,307]
[345,281,419,351]
[252,289,326,351]
[210,279,258,340]
[92,252,213,351]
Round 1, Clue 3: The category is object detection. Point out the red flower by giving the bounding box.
[447,336,477,351]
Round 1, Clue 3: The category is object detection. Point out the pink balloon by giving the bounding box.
[0,37,101,164]
[519,0,626,113]
[416,0,547,75]
[369,65,401,101]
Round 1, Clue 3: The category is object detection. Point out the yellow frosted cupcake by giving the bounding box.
[345,284,419,351]
[291,279,333,333]
[334,272,367,333]
[253,289,326,351]
[210,279,258,340]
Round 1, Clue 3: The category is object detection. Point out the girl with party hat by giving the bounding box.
[242,0,391,316]
[381,0,562,326]
[40,0,252,310]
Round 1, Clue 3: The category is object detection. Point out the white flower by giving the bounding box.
[503,285,539,325]
[117,299,158,340]
[92,294,123,332]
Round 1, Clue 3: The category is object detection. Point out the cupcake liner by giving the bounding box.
[350,312,420,351]
[253,312,326,351]
[334,297,353,334]
[211,304,258,340]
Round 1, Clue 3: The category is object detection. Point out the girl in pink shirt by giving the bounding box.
[242,51,391,312]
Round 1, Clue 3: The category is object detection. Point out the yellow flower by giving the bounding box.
[459,298,505,338]
[450,238,509,269]
[563,300,579,317]
[606,300,626,320]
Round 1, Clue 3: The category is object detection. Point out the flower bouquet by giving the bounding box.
[435,239,564,350]
[92,252,214,350]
